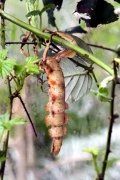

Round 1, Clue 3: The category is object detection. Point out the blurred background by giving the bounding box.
[1,0,120,179]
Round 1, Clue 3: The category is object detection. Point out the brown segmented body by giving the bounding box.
[40,56,68,155]
[39,31,77,155]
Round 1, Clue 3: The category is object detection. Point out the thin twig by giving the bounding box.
[18,95,37,137]
[0,76,13,180]
[0,1,10,180]
[98,61,117,180]
[87,43,117,53]
[5,42,37,45]
[92,70,99,88]
[0,1,5,49]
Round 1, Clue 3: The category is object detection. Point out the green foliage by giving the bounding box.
[0,113,26,139]
[0,49,8,59]
[107,158,119,169]
[83,147,99,156]
[26,4,55,17]
[14,64,26,77]
[13,56,40,91]
[83,148,100,175]
[3,117,26,130]
[25,56,40,74]
[92,76,114,102]
[0,0,120,179]
[0,49,16,78]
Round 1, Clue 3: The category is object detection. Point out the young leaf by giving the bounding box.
[25,56,40,74]
[14,64,26,77]
[92,76,113,102]
[107,158,119,169]
[26,4,55,18]
[26,64,40,74]
[3,117,26,130]
[0,112,9,123]
[0,49,8,60]
[0,59,16,78]
[42,0,63,10]
[26,56,39,64]
[26,10,41,18]
[0,113,9,138]
[40,4,55,15]
[83,148,99,156]
[10,117,26,125]
[0,157,6,162]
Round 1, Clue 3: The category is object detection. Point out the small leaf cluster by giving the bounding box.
[83,148,100,175]
[0,49,16,78]
[26,4,55,18]
[0,112,26,162]
[0,49,40,91]
[92,76,113,102]
[0,113,26,138]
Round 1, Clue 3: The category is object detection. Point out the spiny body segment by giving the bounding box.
[40,57,68,155]
[39,31,77,155]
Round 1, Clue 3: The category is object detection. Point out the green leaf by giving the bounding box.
[0,59,16,78]
[14,64,26,76]
[0,156,6,162]
[0,49,8,60]
[0,27,6,31]
[99,86,108,94]
[26,4,55,18]
[26,56,39,64]
[0,112,9,123]
[0,150,5,157]
[0,113,9,138]
[26,10,41,17]
[40,4,55,15]
[92,76,113,102]
[61,57,92,103]
[3,117,26,130]
[107,158,119,169]
[10,117,26,125]
[26,64,40,74]
[60,35,93,102]
[71,35,93,64]
[83,148,99,156]
[97,93,112,102]
[25,56,40,74]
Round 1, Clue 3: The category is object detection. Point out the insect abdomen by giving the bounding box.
[42,56,68,155]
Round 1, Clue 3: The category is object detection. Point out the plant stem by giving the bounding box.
[98,61,117,180]
[65,70,89,78]
[39,14,42,30]
[87,43,117,53]
[0,2,9,180]
[0,2,5,49]
[0,10,114,76]
[93,155,100,176]
[0,77,13,180]
[18,95,37,136]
